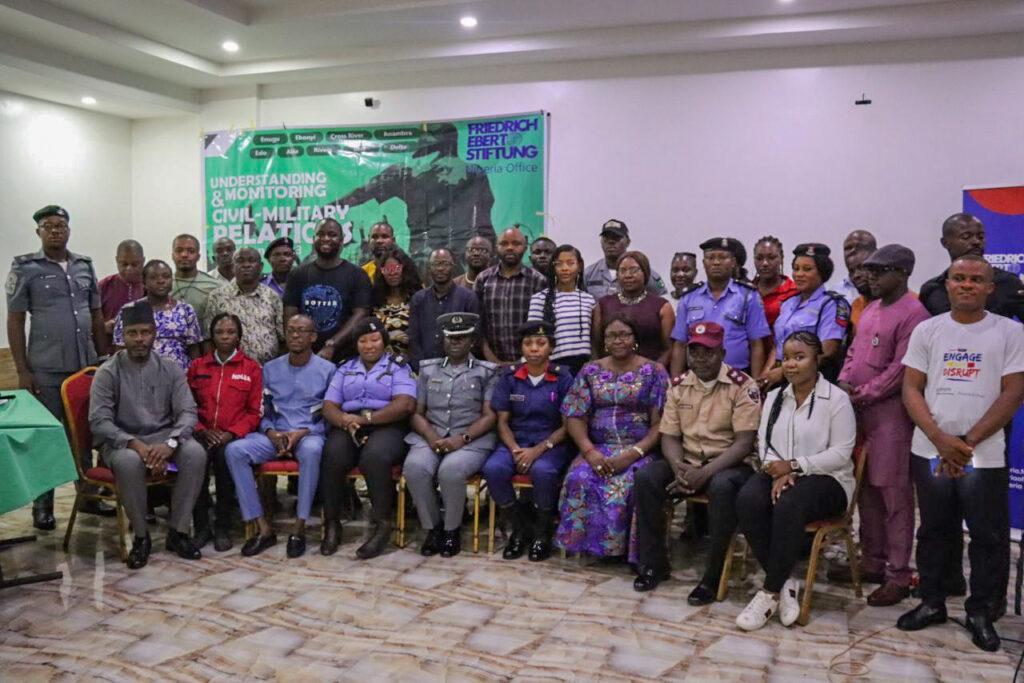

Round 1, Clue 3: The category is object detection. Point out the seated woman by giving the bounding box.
[555,313,669,558]
[735,331,856,631]
[482,321,575,561]
[594,251,674,368]
[320,318,417,559]
[114,259,202,370]
[187,313,263,552]
[372,247,422,359]
[403,312,498,558]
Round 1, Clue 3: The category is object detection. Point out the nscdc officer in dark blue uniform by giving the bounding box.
[670,237,772,379]
[321,317,417,559]
[482,320,575,561]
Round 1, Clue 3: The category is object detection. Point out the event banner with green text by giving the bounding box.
[202,112,546,268]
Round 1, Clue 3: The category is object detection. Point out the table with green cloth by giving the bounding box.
[0,390,78,516]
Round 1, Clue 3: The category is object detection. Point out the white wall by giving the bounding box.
[0,91,133,346]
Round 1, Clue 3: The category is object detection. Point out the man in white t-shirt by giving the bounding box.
[897,255,1024,652]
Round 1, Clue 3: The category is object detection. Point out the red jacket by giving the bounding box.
[187,350,263,438]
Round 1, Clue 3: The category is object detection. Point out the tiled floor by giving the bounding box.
[1,485,1021,681]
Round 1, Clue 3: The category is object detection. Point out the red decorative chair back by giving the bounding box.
[60,366,97,480]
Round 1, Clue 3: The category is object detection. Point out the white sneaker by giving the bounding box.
[736,590,779,631]
[779,578,800,626]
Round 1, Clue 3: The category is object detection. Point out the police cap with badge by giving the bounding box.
[437,312,479,337]
[33,205,70,225]
[699,237,741,258]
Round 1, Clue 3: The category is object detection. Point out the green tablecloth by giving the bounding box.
[0,390,79,515]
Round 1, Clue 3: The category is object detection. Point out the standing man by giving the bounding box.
[7,205,109,529]
[99,239,145,345]
[529,236,557,279]
[203,248,284,365]
[837,230,877,307]
[209,237,236,283]
[283,218,373,361]
[363,219,396,282]
[898,255,1024,651]
[583,219,667,298]
[261,236,295,298]
[474,227,547,364]
[835,245,930,606]
[454,235,493,289]
[670,237,771,378]
[633,323,760,603]
[88,301,207,569]
[171,234,221,331]
[408,248,480,365]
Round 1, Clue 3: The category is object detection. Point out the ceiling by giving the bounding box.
[1,0,1023,118]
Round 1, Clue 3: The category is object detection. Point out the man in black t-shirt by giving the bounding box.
[283,219,372,361]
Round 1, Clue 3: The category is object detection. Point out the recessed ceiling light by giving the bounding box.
[778,0,795,4]
[222,40,239,52]
[459,16,478,28]
[81,96,96,105]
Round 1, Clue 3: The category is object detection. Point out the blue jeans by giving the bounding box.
[225,433,324,522]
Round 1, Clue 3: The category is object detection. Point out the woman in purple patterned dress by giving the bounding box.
[113,260,202,370]
[555,312,669,558]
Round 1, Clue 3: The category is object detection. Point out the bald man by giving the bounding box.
[837,230,877,307]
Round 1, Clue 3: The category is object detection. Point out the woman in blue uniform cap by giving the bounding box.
[482,320,575,561]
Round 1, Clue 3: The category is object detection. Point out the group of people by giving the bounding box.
[7,205,1023,650]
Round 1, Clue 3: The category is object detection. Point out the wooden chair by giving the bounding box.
[674,494,747,602]
[60,367,174,561]
[797,444,868,625]
[486,474,533,554]
[467,475,484,553]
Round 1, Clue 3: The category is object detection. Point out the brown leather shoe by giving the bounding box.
[867,581,910,607]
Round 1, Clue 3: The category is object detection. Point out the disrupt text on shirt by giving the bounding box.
[942,348,983,381]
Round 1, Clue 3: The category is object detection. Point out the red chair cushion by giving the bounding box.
[258,459,299,474]
[348,466,404,480]
[84,466,115,484]
[806,517,844,531]
[511,474,533,486]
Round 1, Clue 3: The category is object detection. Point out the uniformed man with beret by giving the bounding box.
[7,205,110,529]
[670,237,772,378]
[403,312,498,557]
[261,236,295,298]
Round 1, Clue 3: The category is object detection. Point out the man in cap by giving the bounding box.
[363,219,396,281]
[88,301,207,569]
[529,236,557,279]
[261,236,295,298]
[474,226,547,363]
[209,237,236,282]
[836,245,930,606]
[404,312,498,557]
[583,219,667,298]
[203,247,284,365]
[670,237,772,378]
[7,205,110,529]
[408,248,480,366]
[633,322,761,602]
[171,234,220,333]
[98,239,145,345]
[838,230,877,307]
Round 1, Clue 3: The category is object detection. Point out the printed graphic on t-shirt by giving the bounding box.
[942,348,982,382]
[301,284,344,332]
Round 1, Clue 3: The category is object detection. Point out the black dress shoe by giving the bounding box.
[193,526,213,550]
[503,531,529,560]
[528,538,552,562]
[356,522,392,560]
[241,533,277,557]
[286,534,306,558]
[897,602,947,631]
[32,507,56,531]
[633,567,671,593]
[440,528,461,557]
[80,500,117,517]
[165,530,202,560]
[126,535,152,569]
[213,528,233,552]
[687,583,716,606]
[320,520,342,556]
[420,525,443,557]
[965,612,1000,652]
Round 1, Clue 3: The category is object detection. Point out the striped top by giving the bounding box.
[528,289,596,359]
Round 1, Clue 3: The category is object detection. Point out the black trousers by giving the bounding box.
[737,472,847,593]
[322,425,408,523]
[911,455,1009,615]
[634,459,752,585]
[194,444,236,532]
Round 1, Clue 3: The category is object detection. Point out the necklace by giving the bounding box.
[617,290,647,305]
[464,272,478,286]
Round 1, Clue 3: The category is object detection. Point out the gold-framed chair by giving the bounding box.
[467,475,484,553]
[60,367,175,562]
[673,494,747,602]
[486,474,533,554]
[347,466,407,547]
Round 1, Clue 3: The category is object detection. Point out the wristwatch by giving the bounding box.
[165,437,179,450]
[462,432,472,444]
[544,440,555,451]
[789,459,802,474]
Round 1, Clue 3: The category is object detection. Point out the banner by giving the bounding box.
[963,184,1024,532]
[202,112,546,268]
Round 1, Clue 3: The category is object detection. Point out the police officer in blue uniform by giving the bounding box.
[6,205,110,529]
[481,321,575,561]
[321,317,417,558]
[404,312,498,558]
[670,237,772,378]
[767,243,850,385]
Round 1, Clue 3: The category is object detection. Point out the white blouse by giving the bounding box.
[758,373,857,503]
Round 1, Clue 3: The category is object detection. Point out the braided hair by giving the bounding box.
[764,331,824,456]
[542,244,587,333]
[755,235,783,255]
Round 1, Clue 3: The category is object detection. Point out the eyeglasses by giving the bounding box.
[39,223,69,233]
[605,331,635,341]
[381,263,404,275]
[617,267,643,276]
